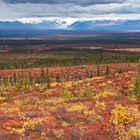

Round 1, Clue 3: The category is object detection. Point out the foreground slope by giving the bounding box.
[0,64,140,140]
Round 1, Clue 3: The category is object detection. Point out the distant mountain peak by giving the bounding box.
[0,19,140,31]
[68,20,140,31]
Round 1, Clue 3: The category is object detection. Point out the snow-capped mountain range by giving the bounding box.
[0,19,140,31]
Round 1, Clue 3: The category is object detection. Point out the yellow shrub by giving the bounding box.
[100,90,116,98]
[110,104,134,126]
[1,106,20,114]
[67,103,87,113]
[116,126,140,140]
[11,128,25,136]
[44,98,64,106]
[129,127,140,138]
[23,118,42,131]
[94,90,116,100]
[0,97,6,102]
[95,101,106,111]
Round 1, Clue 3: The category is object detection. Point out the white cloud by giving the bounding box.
[0,0,140,22]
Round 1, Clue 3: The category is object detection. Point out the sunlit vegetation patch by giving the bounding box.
[110,104,140,127]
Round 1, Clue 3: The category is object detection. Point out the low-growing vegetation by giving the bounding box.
[0,63,139,140]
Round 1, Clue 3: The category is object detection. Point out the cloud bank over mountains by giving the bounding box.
[3,0,126,5]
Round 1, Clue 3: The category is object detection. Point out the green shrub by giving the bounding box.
[105,66,110,76]
[130,60,140,98]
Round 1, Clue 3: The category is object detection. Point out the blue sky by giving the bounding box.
[0,0,140,23]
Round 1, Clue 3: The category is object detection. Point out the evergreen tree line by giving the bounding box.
[0,66,113,88]
[0,52,139,70]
